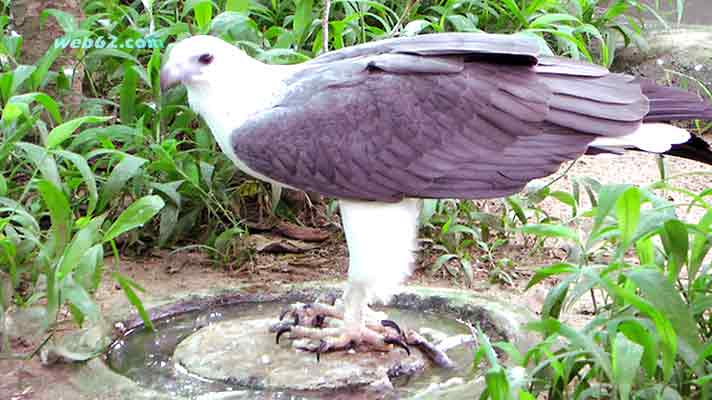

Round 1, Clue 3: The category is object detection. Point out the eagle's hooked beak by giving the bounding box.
[159,65,182,91]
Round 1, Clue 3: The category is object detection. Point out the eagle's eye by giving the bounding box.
[198,53,214,65]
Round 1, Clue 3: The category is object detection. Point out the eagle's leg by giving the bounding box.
[273,199,420,357]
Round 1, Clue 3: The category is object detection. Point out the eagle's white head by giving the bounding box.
[159,35,258,92]
[159,35,292,177]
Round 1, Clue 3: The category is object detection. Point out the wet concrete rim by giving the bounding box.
[78,283,536,400]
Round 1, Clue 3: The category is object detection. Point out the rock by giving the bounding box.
[174,318,427,392]
[613,26,712,89]
[40,320,112,365]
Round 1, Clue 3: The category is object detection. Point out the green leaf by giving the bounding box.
[226,0,249,12]
[615,187,640,253]
[103,195,165,243]
[689,210,712,281]
[593,184,631,233]
[627,268,703,374]
[211,11,252,36]
[46,116,112,149]
[98,154,148,212]
[0,173,6,196]
[612,332,643,400]
[86,48,140,64]
[114,272,154,331]
[56,217,102,282]
[541,279,570,319]
[37,179,71,253]
[9,65,37,97]
[293,0,314,41]
[529,13,581,29]
[660,219,688,282]
[75,244,104,292]
[15,142,62,190]
[8,92,62,124]
[63,278,101,323]
[30,43,64,90]
[617,319,658,378]
[41,9,78,34]
[120,62,138,125]
[54,150,99,215]
[520,223,580,245]
[484,366,510,400]
[526,262,577,290]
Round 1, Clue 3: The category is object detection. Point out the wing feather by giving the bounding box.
[232,34,654,202]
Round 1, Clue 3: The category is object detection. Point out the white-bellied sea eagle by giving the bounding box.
[160,33,712,360]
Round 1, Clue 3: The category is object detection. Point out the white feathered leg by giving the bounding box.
[340,198,420,332]
[274,198,420,356]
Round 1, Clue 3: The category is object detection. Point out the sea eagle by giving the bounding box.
[160,33,712,358]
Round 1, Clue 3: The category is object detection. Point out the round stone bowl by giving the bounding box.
[68,283,535,399]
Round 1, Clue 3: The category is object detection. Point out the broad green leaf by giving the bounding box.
[103,195,165,243]
[75,244,104,292]
[8,92,62,124]
[293,0,314,41]
[63,278,101,323]
[592,184,631,234]
[403,20,431,36]
[526,262,577,290]
[9,65,37,97]
[211,12,252,36]
[37,179,71,253]
[54,150,99,215]
[98,154,148,212]
[120,62,137,125]
[592,272,677,381]
[690,210,712,280]
[484,366,510,400]
[226,0,249,12]
[529,13,581,29]
[520,223,580,245]
[615,187,640,253]
[617,319,658,378]
[86,48,140,64]
[41,9,78,34]
[15,142,62,190]
[627,268,703,373]
[46,116,112,149]
[0,173,6,196]
[30,41,64,90]
[194,1,213,30]
[541,278,570,319]
[56,217,102,282]
[660,219,688,282]
[612,332,643,400]
[114,272,154,331]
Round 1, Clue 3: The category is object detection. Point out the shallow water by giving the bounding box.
[107,302,476,399]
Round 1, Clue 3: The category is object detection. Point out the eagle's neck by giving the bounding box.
[186,61,295,182]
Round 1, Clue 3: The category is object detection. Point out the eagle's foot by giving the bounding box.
[272,300,393,332]
[287,323,410,362]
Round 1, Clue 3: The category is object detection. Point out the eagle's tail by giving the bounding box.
[641,79,712,165]
[587,80,712,165]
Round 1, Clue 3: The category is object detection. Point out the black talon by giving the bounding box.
[275,326,291,344]
[381,320,403,336]
[278,308,290,321]
[316,339,328,363]
[313,314,326,328]
[385,337,411,356]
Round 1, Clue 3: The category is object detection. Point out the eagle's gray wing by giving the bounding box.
[232,33,649,202]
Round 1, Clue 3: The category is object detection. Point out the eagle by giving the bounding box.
[160,33,712,358]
